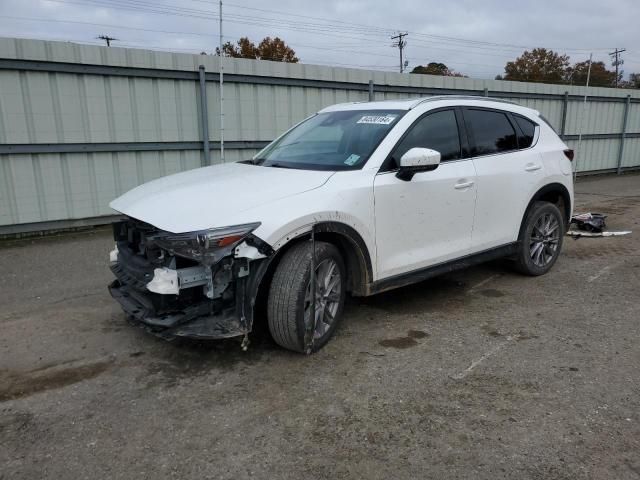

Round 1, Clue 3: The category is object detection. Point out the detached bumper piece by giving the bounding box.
[108,280,244,339]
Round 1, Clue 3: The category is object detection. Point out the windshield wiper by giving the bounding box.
[240,158,265,165]
[239,159,293,168]
[266,162,294,169]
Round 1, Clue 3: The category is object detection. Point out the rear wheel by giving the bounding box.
[514,201,564,276]
[267,241,346,353]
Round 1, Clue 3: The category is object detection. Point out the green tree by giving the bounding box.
[410,62,465,77]
[503,48,569,83]
[566,61,617,87]
[216,36,298,62]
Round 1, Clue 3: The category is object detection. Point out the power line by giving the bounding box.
[41,0,390,43]
[22,0,627,77]
[202,0,614,53]
[0,15,400,61]
[0,14,217,38]
[38,0,621,77]
[2,32,398,70]
[42,0,615,55]
[0,15,375,53]
[0,14,531,72]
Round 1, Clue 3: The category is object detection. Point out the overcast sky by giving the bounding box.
[0,0,639,80]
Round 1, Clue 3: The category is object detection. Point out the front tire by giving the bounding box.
[267,241,346,353]
[514,201,565,276]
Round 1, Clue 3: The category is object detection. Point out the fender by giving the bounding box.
[267,221,374,297]
[518,183,572,240]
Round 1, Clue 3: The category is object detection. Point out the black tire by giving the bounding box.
[514,201,565,276]
[267,240,346,353]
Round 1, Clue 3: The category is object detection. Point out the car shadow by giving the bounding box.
[139,258,514,366]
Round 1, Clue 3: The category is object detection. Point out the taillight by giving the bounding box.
[563,149,574,161]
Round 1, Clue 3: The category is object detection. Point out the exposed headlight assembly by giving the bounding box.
[149,222,261,265]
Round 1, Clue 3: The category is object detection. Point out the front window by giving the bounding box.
[252,110,405,170]
[389,109,461,169]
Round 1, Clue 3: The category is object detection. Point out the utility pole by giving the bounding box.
[609,48,626,87]
[575,53,593,182]
[219,0,225,162]
[97,35,118,47]
[391,32,408,73]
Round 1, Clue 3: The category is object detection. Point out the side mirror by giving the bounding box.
[396,147,441,181]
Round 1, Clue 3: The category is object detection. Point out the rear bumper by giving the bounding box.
[108,279,245,340]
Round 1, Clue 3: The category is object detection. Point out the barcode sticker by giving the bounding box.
[356,114,397,125]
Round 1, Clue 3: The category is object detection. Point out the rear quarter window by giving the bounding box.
[538,114,559,134]
[513,115,537,149]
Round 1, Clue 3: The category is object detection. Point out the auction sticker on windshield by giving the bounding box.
[344,153,360,165]
[356,114,397,125]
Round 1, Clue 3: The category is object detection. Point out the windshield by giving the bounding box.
[252,109,405,170]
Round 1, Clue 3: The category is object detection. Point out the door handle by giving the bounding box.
[525,163,542,172]
[454,181,474,190]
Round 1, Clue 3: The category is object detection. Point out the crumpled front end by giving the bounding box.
[108,218,273,340]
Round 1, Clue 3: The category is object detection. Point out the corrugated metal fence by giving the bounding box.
[1,37,639,234]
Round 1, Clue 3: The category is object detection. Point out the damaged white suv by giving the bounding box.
[109,96,574,353]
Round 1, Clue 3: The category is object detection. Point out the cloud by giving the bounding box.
[0,0,638,79]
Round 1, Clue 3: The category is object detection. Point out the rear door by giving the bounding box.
[463,108,543,251]
[373,108,477,279]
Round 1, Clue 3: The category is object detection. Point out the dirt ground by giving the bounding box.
[1,173,639,479]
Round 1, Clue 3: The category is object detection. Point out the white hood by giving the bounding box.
[109,162,334,233]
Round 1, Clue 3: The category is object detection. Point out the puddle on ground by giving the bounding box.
[484,329,504,337]
[407,329,429,339]
[479,289,505,298]
[0,410,34,432]
[379,329,430,349]
[0,359,114,402]
[481,324,539,341]
[139,337,276,389]
[379,337,418,349]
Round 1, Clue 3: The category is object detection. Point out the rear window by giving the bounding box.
[465,109,518,156]
[513,115,536,148]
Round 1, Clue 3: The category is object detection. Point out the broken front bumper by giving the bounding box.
[108,279,245,339]
[108,219,273,341]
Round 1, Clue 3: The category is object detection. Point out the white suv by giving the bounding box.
[108,96,574,353]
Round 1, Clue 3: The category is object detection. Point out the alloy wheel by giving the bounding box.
[529,212,561,267]
[304,258,342,339]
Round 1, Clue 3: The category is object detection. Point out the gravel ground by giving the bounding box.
[1,173,639,479]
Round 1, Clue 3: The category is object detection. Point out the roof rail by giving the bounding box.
[410,95,519,109]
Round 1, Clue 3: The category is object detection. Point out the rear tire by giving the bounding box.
[514,201,565,276]
[267,241,346,353]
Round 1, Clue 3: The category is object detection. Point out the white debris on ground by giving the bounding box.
[566,230,632,237]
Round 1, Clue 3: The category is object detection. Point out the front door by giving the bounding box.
[373,109,477,280]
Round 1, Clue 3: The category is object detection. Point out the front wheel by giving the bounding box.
[514,201,565,276]
[267,241,346,353]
